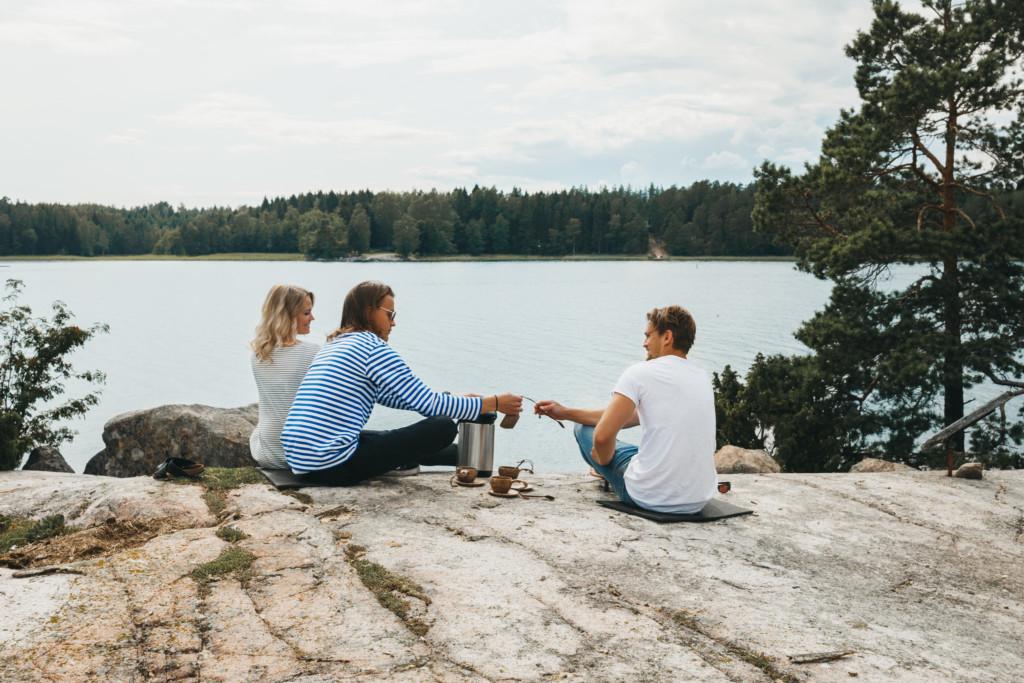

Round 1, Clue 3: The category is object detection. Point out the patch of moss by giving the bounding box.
[344,544,431,636]
[191,546,256,585]
[0,514,66,553]
[669,609,797,683]
[203,490,227,517]
[215,526,248,543]
[671,609,701,631]
[724,644,795,681]
[165,466,267,516]
[200,467,266,491]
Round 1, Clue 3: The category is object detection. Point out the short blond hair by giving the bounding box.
[251,284,314,362]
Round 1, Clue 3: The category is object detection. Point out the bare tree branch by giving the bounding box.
[917,204,944,231]
[985,372,1024,389]
[955,207,977,231]
[953,182,1008,219]
[910,129,947,176]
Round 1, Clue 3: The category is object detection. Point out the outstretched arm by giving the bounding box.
[592,393,637,465]
[368,344,481,420]
[534,400,639,428]
[533,400,603,426]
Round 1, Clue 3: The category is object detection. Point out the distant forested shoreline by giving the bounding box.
[0,182,791,259]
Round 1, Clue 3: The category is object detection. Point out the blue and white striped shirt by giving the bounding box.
[280,331,482,472]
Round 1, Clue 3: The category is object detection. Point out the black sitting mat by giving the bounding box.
[597,498,753,523]
[258,468,309,490]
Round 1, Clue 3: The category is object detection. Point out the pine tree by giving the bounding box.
[753,0,1024,460]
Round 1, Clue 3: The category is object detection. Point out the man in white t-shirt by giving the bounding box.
[534,305,717,513]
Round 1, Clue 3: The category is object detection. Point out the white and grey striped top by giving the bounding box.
[250,341,320,469]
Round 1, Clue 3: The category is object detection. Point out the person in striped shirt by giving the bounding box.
[249,284,319,469]
[281,280,522,484]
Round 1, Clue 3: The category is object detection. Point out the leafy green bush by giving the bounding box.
[0,279,107,470]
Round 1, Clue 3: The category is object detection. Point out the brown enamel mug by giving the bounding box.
[489,475,525,494]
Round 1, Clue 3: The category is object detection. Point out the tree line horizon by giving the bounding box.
[0,181,792,259]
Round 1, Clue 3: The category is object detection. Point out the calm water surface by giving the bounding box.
[7,260,847,472]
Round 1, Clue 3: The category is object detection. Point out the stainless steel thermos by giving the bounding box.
[457,412,497,476]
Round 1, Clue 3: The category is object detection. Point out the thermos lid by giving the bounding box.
[461,412,497,425]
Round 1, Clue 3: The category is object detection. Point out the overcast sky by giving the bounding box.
[1,0,876,208]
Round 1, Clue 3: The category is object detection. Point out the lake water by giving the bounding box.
[2,259,896,472]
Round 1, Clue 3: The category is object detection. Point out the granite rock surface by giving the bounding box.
[1,469,1022,682]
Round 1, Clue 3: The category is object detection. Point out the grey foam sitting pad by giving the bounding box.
[597,498,753,523]
[259,468,309,490]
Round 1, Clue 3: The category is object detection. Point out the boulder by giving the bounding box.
[84,404,259,478]
[954,462,984,479]
[238,402,258,424]
[21,446,75,473]
[714,445,781,474]
[850,457,915,473]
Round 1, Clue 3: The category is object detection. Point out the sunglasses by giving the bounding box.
[379,306,397,322]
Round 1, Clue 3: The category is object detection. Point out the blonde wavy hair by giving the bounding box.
[251,285,314,362]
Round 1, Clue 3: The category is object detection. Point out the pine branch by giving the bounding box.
[858,374,882,406]
[985,372,1024,389]
[911,164,942,191]
[800,190,843,239]
[954,207,977,231]
[910,129,947,177]
[952,182,1007,219]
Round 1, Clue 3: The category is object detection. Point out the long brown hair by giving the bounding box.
[251,285,314,362]
[328,280,394,341]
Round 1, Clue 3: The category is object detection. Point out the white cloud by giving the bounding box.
[703,151,749,172]
[619,161,647,187]
[0,0,879,205]
[0,19,136,54]
[102,128,146,146]
[156,93,448,147]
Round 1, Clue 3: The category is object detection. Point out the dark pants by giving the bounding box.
[298,416,458,486]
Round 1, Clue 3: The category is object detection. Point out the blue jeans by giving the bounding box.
[574,424,638,506]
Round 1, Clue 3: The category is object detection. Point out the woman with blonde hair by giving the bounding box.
[249,284,318,469]
[281,280,522,485]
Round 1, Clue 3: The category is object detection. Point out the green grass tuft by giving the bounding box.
[215,526,248,543]
[344,544,431,636]
[166,467,266,516]
[0,514,67,553]
[201,467,266,490]
[191,546,256,585]
[203,490,227,517]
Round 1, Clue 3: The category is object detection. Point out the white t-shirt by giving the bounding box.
[614,355,717,513]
